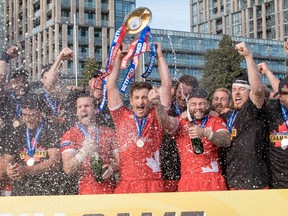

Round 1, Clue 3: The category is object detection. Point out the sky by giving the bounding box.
[136,0,190,32]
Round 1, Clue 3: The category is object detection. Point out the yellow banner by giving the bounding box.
[1,190,288,215]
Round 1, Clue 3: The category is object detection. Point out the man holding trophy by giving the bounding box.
[104,7,171,193]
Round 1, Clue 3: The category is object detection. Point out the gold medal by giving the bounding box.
[13,119,21,128]
[231,128,237,139]
[136,139,145,148]
[281,138,288,150]
[26,157,35,166]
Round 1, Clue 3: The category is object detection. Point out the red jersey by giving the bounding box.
[110,105,164,193]
[175,115,228,191]
[60,125,118,195]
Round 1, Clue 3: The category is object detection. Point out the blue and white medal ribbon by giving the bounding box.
[44,92,59,117]
[77,123,100,152]
[8,91,22,119]
[191,115,209,128]
[133,113,147,148]
[26,121,45,166]
[173,102,182,117]
[227,110,238,133]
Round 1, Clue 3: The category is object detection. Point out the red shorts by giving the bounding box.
[178,172,227,192]
[79,179,115,195]
[163,180,178,192]
[114,179,165,194]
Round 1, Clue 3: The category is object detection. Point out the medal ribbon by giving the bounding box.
[173,101,182,117]
[77,123,100,151]
[120,26,151,93]
[8,91,22,119]
[191,115,209,128]
[44,92,59,117]
[227,110,238,133]
[280,104,288,129]
[93,25,127,89]
[26,121,45,158]
[133,113,147,138]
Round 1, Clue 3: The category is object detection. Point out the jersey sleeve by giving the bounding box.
[59,128,76,153]
[212,116,229,132]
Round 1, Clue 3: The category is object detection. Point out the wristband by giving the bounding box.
[0,52,11,63]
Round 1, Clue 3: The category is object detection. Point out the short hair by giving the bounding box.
[176,74,199,89]
[75,92,98,108]
[213,87,232,101]
[89,69,102,80]
[188,88,209,100]
[174,74,199,95]
[21,93,40,110]
[129,82,153,97]
[10,67,29,80]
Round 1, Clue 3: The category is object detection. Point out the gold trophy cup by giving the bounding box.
[123,7,152,35]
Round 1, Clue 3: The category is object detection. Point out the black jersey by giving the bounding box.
[222,99,269,189]
[265,99,288,188]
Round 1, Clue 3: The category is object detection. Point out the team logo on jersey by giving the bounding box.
[270,131,288,148]
[20,147,47,164]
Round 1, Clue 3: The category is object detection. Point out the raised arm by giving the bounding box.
[155,42,172,108]
[235,42,264,108]
[42,47,73,92]
[106,49,124,110]
[0,46,20,94]
[258,62,279,93]
[148,88,179,134]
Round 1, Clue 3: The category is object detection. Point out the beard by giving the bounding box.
[191,107,210,120]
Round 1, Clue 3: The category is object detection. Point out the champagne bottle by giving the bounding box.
[90,153,104,183]
[190,122,204,154]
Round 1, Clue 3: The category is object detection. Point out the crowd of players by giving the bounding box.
[0,41,288,196]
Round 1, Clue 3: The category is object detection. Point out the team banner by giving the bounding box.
[1,190,288,215]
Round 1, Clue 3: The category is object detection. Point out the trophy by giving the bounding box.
[123,7,152,35]
[95,7,155,107]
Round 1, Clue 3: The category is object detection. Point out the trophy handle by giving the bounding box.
[123,7,152,35]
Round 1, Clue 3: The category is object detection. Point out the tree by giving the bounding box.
[201,35,243,95]
[79,58,102,86]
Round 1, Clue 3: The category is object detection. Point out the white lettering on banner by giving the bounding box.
[135,42,142,53]
[113,27,122,43]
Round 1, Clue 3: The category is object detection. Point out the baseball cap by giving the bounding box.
[273,77,288,98]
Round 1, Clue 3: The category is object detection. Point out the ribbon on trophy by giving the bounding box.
[94,7,154,105]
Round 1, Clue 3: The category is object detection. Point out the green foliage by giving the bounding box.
[78,58,102,86]
[201,35,243,95]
